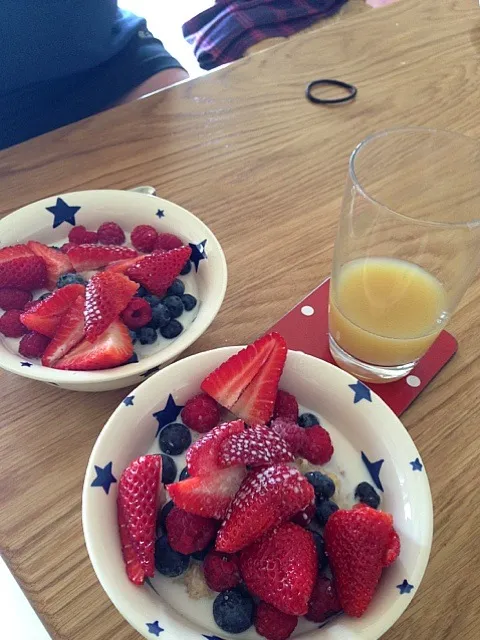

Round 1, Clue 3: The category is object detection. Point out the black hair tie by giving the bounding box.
[306,79,357,105]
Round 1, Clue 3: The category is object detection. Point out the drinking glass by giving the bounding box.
[329,128,480,383]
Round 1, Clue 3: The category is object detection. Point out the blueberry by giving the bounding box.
[311,531,329,570]
[56,273,86,288]
[138,327,157,345]
[135,286,149,297]
[157,500,175,534]
[144,294,162,308]
[128,329,137,344]
[160,319,183,339]
[155,535,190,577]
[212,588,255,634]
[149,303,171,329]
[159,422,192,455]
[167,279,185,297]
[298,412,320,428]
[305,472,335,500]
[191,539,215,561]
[162,295,183,319]
[180,260,192,275]
[161,454,177,484]
[315,500,339,526]
[126,352,139,364]
[179,466,190,481]
[355,481,380,509]
[181,294,197,312]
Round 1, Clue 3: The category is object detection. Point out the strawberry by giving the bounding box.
[66,244,138,271]
[41,294,85,366]
[104,255,146,275]
[273,390,299,422]
[216,464,314,553]
[324,506,400,617]
[186,420,245,476]
[54,318,133,370]
[0,244,47,291]
[27,241,73,290]
[231,334,287,425]
[239,522,317,616]
[168,466,247,520]
[126,245,191,296]
[20,284,85,337]
[201,332,280,410]
[218,425,294,468]
[117,454,163,583]
[84,271,138,342]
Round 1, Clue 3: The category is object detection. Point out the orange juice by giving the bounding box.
[329,258,448,367]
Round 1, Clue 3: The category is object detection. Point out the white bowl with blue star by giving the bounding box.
[0,189,227,391]
[83,347,433,640]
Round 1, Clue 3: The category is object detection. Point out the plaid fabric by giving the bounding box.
[183,0,349,70]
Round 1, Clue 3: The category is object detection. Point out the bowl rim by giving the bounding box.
[82,346,433,640]
[0,189,228,383]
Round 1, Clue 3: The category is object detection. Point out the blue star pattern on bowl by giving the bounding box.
[361,451,385,492]
[153,394,184,436]
[203,635,226,640]
[349,380,372,404]
[410,457,423,471]
[90,462,117,495]
[396,579,414,595]
[123,395,135,407]
[156,209,165,218]
[189,240,207,272]
[146,620,164,636]
[141,366,161,378]
[46,197,81,228]
[20,361,32,367]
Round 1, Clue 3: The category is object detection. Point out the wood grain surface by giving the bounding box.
[1,0,480,638]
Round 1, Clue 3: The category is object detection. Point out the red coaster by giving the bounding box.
[269,279,457,416]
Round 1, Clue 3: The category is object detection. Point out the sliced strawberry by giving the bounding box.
[104,255,147,275]
[0,244,47,291]
[84,271,138,342]
[41,294,85,366]
[66,244,138,271]
[216,464,314,553]
[168,466,247,520]
[186,420,245,476]
[20,284,85,337]
[27,241,72,290]
[201,333,281,410]
[231,333,287,425]
[218,425,294,468]
[54,318,133,370]
[117,454,163,582]
[125,245,191,296]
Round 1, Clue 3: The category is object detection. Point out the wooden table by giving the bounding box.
[1,0,480,637]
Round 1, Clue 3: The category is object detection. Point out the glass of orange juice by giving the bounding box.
[329,128,480,383]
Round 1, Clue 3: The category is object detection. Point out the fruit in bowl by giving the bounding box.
[0,190,227,390]
[83,335,432,639]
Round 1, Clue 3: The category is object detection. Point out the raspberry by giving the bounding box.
[299,425,334,465]
[274,390,298,421]
[203,550,241,591]
[255,601,298,640]
[0,288,32,310]
[165,506,217,555]
[181,393,220,433]
[131,225,158,252]
[154,232,183,251]
[306,575,341,623]
[97,221,126,245]
[270,417,306,456]
[68,225,98,245]
[60,243,75,254]
[18,331,51,358]
[291,502,316,528]
[0,309,27,337]
[121,297,152,329]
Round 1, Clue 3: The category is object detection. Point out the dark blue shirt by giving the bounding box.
[0,1,142,94]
